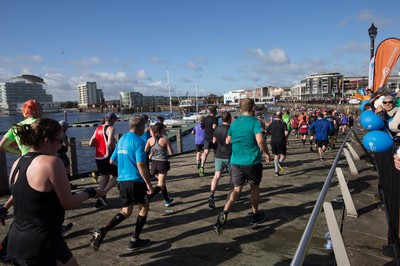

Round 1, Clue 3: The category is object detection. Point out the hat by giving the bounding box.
[105,112,118,121]
[59,120,69,128]
[395,88,400,93]
[21,99,42,118]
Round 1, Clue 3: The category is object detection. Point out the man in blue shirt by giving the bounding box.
[309,113,334,161]
[89,115,154,251]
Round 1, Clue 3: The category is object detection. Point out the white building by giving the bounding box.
[0,75,56,114]
[77,82,103,108]
[119,90,143,107]
[223,90,245,105]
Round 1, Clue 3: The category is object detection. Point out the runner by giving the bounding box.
[199,107,218,177]
[213,99,270,235]
[89,112,118,209]
[192,116,205,169]
[309,113,334,161]
[299,115,309,148]
[90,115,153,251]
[266,111,289,177]
[145,122,174,207]
[208,111,232,209]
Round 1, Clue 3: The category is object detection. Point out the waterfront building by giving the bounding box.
[77,82,103,108]
[0,75,56,114]
[119,90,143,108]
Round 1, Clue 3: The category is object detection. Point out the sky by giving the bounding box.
[1,0,400,102]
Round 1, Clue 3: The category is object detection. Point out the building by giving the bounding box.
[77,82,103,108]
[0,75,57,114]
[119,90,143,107]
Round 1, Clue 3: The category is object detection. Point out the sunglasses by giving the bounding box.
[382,101,394,104]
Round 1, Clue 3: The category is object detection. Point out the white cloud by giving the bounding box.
[136,70,150,80]
[67,57,102,68]
[246,48,290,65]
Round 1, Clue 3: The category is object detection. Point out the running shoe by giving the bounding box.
[274,172,280,177]
[91,171,98,183]
[90,227,106,251]
[277,162,283,172]
[164,197,174,207]
[251,211,267,225]
[70,183,78,190]
[95,197,109,209]
[0,251,12,265]
[310,147,314,152]
[320,157,325,161]
[214,212,227,236]
[61,222,73,237]
[199,167,205,177]
[127,238,151,251]
[208,196,215,209]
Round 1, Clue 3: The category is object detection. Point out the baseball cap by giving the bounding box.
[21,99,42,118]
[105,112,118,121]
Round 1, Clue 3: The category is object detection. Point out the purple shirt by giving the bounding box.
[193,123,205,145]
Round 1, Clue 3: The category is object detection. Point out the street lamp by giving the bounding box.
[368,23,378,60]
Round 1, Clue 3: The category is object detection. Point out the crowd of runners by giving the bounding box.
[0,97,361,265]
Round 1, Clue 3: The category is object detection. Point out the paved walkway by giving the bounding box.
[0,132,395,265]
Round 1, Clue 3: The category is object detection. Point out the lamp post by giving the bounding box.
[368,23,378,60]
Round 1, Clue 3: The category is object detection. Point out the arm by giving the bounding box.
[165,138,174,156]
[0,137,21,155]
[49,157,105,209]
[226,135,232,145]
[88,130,97,147]
[145,138,152,153]
[107,126,116,151]
[137,161,153,194]
[256,132,270,162]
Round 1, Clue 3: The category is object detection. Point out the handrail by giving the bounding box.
[290,129,355,266]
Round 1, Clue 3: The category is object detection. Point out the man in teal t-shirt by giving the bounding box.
[213,98,270,236]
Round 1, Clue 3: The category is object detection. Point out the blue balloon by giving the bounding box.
[360,110,374,120]
[360,100,370,111]
[360,111,384,130]
[362,130,394,152]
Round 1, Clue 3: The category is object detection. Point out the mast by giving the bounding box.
[195,82,199,112]
[167,68,173,114]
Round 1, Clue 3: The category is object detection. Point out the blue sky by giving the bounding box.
[1,0,399,101]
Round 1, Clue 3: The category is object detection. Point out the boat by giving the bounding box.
[183,112,203,122]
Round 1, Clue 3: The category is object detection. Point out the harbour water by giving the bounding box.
[1,111,196,174]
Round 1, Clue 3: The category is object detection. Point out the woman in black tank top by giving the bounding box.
[7,118,105,266]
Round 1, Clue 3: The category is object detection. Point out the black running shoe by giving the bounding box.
[61,222,73,237]
[208,196,215,209]
[214,212,227,236]
[127,238,151,251]
[95,197,108,209]
[0,251,12,265]
[90,227,106,251]
[251,211,267,225]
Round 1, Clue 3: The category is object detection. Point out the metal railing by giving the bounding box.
[290,129,355,266]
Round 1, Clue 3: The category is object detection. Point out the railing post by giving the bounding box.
[0,152,10,196]
[176,128,182,154]
[68,137,78,177]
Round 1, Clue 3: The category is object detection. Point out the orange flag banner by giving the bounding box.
[373,38,400,93]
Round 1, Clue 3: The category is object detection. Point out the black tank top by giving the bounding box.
[8,152,65,259]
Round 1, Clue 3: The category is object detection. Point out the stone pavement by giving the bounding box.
[0,132,395,265]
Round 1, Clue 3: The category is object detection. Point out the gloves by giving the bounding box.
[0,206,8,226]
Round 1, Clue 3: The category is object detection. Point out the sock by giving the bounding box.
[302,139,305,145]
[133,215,147,239]
[161,186,169,201]
[148,186,161,200]
[274,157,279,172]
[105,213,126,232]
[279,157,285,164]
